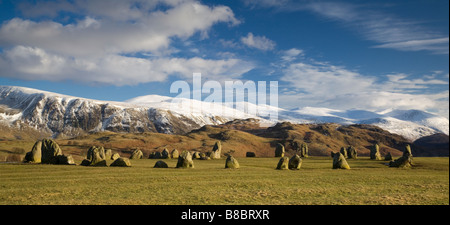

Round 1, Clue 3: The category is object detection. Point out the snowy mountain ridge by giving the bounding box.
[0,85,448,141]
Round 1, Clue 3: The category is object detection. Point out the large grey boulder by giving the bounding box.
[81,146,107,167]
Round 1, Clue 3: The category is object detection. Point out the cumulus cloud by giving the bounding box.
[279,59,449,118]
[0,46,253,86]
[0,0,247,85]
[241,33,276,51]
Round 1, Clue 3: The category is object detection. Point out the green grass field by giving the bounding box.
[0,157,448,205]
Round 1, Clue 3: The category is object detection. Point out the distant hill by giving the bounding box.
[413,133,449,157]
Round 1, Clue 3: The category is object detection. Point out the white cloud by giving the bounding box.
[0,46,253,86]
[241,33,276,51]
[279,59,449,118]
[281,48,303,62]
[0,0,247,85]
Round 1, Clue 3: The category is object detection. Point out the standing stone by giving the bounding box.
[171,149,179,159]
[161,148,171,159]
[40,139,63,164]
[300,143,309,158]
[389,154,412,168]
[105,149,112,159]
[110,157,131,167]
[176,151,194,169]
[288,154,302,170]
[24,141,42,163]
[154,160,169,168]
[57,155,75,165]
[192,151,201,159]
[340,147,348,159]
[347,146,358,159]
[370,144,382,160]
[130,149,143,159]
[82,146,107,166]
[246,152,256,157]
[404,144,413,158]
[385,152,393,161]
[276,157,289,170]
[332,152,351,169]
[275,143,285,157]
[211,141,222,159]
[111,153,120,161]
[225,155,240,169]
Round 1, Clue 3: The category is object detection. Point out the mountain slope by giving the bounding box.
[0,86,256,138]
[0,85,448,141]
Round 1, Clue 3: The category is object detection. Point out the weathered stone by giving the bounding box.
[130,149,143,159]
[404,144,413,158]
[275,143,285,157]
[176,151,194,169]
[87,146,106,161]
[347,146,358,159]
[192,151,201,159]
[111,153,120,161]
[40,139,63,164]
[385,152,393,161]
[105,149,112,159]
[171,149,179,159]
[110,157,131,167]
[389,155,412,168]
[210,141,222,159]
[154,160,169,168]
[57,155,75,165]
[288,154,302,170]
[332,152,351,169]
[225,155,240,169]
[161,148,171,159]
[199,153,210,160]
[24,141,42,163]
[276,157,289,170]
[246,152,256,157]
[370,144,382,160]
[340,147,348,159]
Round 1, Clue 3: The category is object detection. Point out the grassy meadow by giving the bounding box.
[0,157,448,205]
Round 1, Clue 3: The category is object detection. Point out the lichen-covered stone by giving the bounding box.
[300,143,308,158]
[389,155,412,168]
[40,139,63,164]
[57,155,75,165]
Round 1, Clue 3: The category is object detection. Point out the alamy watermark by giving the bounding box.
[169,73,279,121]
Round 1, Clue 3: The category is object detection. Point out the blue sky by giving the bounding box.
[0,0,448,117]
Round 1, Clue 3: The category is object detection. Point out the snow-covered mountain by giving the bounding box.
[0,85,448,141]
